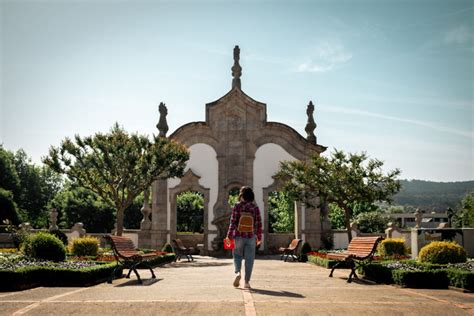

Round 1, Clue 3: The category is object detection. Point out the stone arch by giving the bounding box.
[170,123,220,153]
[169,169,210,254]
[254,122,324,160]
[254,143,297,251]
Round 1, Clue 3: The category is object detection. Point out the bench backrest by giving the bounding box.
[174,239,186,250]
[288,239,302,251]
[105,235,140,257]
[347,236,383,259]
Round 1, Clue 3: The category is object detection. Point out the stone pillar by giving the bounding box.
[302,197,321,249]
[411,228,421,259]
[149,179,169,249]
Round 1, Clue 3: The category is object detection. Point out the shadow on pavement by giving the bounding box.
[333,276,379,286]
[161,262,233,268]
[114,278,162,287]
[249,288,305,298]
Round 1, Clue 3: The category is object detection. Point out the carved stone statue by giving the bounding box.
[157,102,169,137]
[49,208,58,230]
[305,101,317,144]
[414,208,423,228]
[140,188,152,230]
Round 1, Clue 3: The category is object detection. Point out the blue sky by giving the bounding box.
[1,0,473,181]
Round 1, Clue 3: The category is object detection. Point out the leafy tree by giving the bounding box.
[0,147,62,228]
[124,193,144,229]
[276,150,401,242]
[50,183,115,232]
[268,191,294,233]
[43,123,189,235]
[0,145,20,197]
[453,192,474,228]
[328,203,345,229]
[12,150,55,227]
[228,188,239,208]
[50,182,144,232]
[0,188,21,225]
[353,211,390,233]
[177,191,204,233]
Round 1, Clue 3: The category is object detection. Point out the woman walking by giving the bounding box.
[225,186,262,289]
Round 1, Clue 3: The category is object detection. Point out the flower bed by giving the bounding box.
[68,252,176,267]
[307,251,348,269]
[307,251,409,269]
[0,256,122,291]
[359,260,474,291]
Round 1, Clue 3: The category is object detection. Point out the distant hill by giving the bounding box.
[393,180,474,212]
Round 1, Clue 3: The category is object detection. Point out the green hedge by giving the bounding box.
[447,269,474,292]
[308,255,350,269]
[392,269,449,289]
[137,253,176,268]
[358,262,474,291]
[0,262,122,291]
[358,263,394,284]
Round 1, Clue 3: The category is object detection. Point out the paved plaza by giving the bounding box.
[1,256,473,316]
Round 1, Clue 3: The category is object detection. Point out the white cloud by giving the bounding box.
[319,104,474,139]
[296,41,352,73]
[444,25,473,44]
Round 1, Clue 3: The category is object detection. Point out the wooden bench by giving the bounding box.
[171,239,194,262]
[327,236,383,283]
[279,239,302,262]
[104,234,158,284]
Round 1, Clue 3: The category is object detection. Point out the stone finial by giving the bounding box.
[157,102,169,137]
[305,101,317,144]
[49,208,58,230]
[231,45,242,89]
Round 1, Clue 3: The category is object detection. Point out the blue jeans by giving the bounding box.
[233,236,256,282]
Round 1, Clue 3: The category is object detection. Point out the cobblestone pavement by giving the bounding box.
[1,256,473,316]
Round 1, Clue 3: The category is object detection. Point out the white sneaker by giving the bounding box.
[233,272,241,287]
[244,282,251,289]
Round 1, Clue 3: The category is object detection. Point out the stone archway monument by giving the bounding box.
[138,46,327,255]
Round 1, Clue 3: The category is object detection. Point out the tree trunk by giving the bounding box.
[116,207,124,236]
[343,207,352,243]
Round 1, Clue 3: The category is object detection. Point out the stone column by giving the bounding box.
[302,197,322,249]
[149,179,169,249]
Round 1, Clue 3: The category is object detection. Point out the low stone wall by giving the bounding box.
[0,234,13,248]
[411,228,474,259]
[177,233,204,246]
[266,233,294,254]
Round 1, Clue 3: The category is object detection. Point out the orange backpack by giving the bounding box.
[237,212,254,233]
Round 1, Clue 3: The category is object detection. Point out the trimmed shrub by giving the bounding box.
[447,269,474,292]
[137,253,176,268]
[161,243,173,253]
[308,254,350,269]
[23,232,66,262]
[298,242,312,262]
[392,269,449,289]
[71,236,99,257]
[418,241,467,265]
[377,238,406,258]
[0,262,121,291]
[48,229,68,246]
[358,262,394,284]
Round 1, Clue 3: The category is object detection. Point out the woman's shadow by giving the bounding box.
[245,288,305,298]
